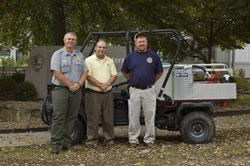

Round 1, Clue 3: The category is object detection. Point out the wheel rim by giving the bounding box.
[190,121,206,138]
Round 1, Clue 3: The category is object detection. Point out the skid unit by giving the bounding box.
[156,63,237,103]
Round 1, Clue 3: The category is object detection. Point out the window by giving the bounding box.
[0,49,11,57]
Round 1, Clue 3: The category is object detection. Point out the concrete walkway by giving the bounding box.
[0,131,50,147]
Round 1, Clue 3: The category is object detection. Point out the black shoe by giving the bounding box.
[62,145,78,152]
[51,147,59,155]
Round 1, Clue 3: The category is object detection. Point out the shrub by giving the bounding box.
[17,55,29,66]
[228,94,250,107]
[0,75,17,100]
[12,72,25,84]
[234,72,250,91]
[14,81,38,101]
[236,68,246,78]
[0,57,15,66]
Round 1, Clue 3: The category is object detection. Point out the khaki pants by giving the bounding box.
[85,90,114,145]
[128,86,156,144]
[50,87,81,147]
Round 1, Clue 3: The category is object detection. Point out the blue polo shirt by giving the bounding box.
[121,50,163,87]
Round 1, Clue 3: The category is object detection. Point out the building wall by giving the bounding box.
[235,44,250,62]
[234,44,250,78]
[215,45,250,78]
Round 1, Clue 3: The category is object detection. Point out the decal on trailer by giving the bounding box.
[176,72,188,77]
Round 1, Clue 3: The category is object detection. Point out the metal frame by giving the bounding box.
[79,29,182,99]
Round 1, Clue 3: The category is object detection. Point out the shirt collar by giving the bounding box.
[93,53,107,61]
[63,47,77,56]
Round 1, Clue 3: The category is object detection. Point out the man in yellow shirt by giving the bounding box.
[85,40,117,148]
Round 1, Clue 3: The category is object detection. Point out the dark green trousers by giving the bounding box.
[50,87,81,147]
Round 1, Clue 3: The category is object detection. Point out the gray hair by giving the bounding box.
[63,32,77,40]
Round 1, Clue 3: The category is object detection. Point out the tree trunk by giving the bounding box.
[207,45,212,64]
[51,0,65,45]
[207,20,214,63]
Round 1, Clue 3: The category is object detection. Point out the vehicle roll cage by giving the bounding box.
[79,29,182,99]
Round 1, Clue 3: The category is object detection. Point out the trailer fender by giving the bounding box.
[175,102,216,128]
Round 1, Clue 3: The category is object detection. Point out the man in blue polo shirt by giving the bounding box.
[122,32,163,148]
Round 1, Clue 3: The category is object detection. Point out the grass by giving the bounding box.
[228,76,250,107]
[235,75,250,92]
[229,94,250,107]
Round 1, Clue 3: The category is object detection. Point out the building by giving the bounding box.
[0,47,22,64]
[215,45,250,78]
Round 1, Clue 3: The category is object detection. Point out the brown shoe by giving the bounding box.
[62,145,78,152]
[85,144,94,149]
[106,140,115,146]
[146,142,154,148]
[129,143,138,148]
[51,146,59,155]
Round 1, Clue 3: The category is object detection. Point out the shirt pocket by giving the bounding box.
[61,62,70,73]
[76,61,83,72]
[106,63,111,73]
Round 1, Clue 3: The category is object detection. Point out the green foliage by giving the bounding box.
[228,71,250,107]
[234,72,250,91]
[16,55,29,66]
[229,94,250,107]
[120,0,250,62]
[0,75,17,100]
[12,72,25,84]
[1,55,29,67]
[14,81,37,101]
[0,73,36,101]
[0,57,15,66]
[0,0,250,62]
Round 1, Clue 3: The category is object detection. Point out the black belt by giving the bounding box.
[52,84,68,89]
[131,85,153,90]
[86,88,111,94]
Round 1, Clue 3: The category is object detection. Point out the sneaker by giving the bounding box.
[129,143,138,148]
[62,145,78,152]
[51,146,59,155]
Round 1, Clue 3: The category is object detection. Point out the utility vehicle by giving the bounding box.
[41,29,236,145]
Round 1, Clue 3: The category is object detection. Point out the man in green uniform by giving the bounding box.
[50,32,88,154]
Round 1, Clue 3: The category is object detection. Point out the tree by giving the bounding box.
[0,0,128,54]
[176,0,250,63]
[0,0,55,53]
[121,0,250,63]
[0,0,250,63]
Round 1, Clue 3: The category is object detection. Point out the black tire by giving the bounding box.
[180,112,215,144]
[71,117,86,145]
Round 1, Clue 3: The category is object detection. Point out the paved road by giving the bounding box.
[0,131,50,147]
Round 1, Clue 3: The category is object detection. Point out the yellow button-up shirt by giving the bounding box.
[85,54,117,91]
